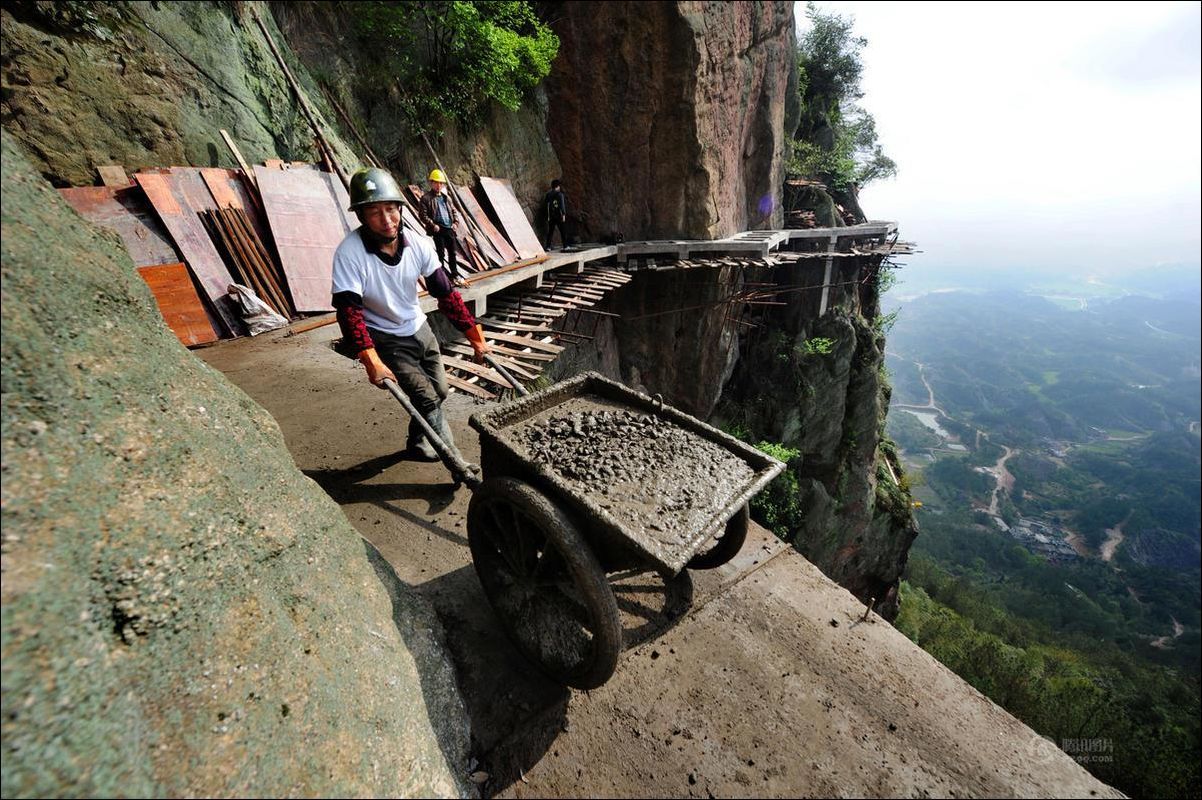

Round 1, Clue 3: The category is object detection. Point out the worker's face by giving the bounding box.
[430,180,444,193]
[360,202,401,241]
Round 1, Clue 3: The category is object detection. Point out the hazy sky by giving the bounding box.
[800,1,1202,276]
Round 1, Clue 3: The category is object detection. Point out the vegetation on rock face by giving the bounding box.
[353,0,558,133]
[789,2,895,191]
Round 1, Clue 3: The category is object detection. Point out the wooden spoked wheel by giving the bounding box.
[467,477,622,689]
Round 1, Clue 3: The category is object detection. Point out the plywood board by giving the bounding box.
[59,185,181,268]
[460,181,520,264]
[475,177,544,261]
[134,172,240,335]
[254,165,359,312]
[137,263,219,346]
[97,165,129,187]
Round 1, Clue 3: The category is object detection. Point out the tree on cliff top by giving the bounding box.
[355,1,558,133]
[790,3,896,191]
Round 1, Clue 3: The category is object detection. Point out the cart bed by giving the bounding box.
[469,373,784,574]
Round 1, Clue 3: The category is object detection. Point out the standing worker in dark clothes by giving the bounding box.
[543,178,568,250]
[333,167,489,470]
[418,168,467,287]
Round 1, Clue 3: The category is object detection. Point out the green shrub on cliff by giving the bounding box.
[751,441,804,540]
[355,1,558,131]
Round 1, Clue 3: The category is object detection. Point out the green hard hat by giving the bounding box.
[348,167,404,210]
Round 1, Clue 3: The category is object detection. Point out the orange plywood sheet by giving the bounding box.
[456,185,517,266]
[254,166,357,312]
[473,179,535,263]
[59,186,181,268]
[135,171,239,336]
[137,263,220,346]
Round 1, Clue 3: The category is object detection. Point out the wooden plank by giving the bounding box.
[476,177,544,261]
[219,129,258,190]
[442,356,512,386]
[198,167,272,247]
[520,290,587,308]
[254,165,356,312]
[97,165,129,187]
[541,280,605,300]
[223,208,291,316]
[134,172,239,335]
[479,331,564,353]
[442,343,541,379]
[487,302,564,320]
[137,263,219,346]
[478,317,555,334]
[488,344,555,362]
[487,300,560,317]
[538,284,605,302]
[458,182,519,265]
[58,186,181,268]
[444,372,497,400]
[200,167,242,209]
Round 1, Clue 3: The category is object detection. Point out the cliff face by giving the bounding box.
[0,1,360,184]
[0,132,469,796]
[713,259,917,618]
[268,2,562,214]
[545,1,796,240]
[0,0,558,205]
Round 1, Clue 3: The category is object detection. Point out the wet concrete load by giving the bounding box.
[512,397,755,567]
[470,372,786,575]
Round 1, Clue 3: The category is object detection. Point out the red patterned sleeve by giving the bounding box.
[333,291,374,353]
[437,290,477,333]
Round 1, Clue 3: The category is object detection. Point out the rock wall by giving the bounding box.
[712,257,918,618]
[545,1,796,240]
[0,1,360,185]
[269,2,562,215]
[0,132,470,797]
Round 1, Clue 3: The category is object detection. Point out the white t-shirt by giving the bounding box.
[331,229,440,337]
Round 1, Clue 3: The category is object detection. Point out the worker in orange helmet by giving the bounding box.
[332,167,489,465]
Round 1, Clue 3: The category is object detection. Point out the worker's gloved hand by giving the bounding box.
[358,347,396,387]
[465,323,490,364]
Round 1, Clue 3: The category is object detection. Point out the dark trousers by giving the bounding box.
[544,217,566,249]
[432,228,459,278]
[369,323,448,441]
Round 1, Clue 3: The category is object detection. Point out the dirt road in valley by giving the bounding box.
[1100,517,1128,562]
[986,445,1016,516]
[200,326,1119,798]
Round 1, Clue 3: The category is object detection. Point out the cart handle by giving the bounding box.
[381,379,481,489]
[483,353,530,397]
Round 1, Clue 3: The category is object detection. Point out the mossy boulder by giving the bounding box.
[1,131,469,797]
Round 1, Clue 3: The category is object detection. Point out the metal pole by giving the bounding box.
[483,354,529,397]
[381,379,481,488]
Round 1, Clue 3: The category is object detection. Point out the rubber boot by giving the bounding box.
[426,407,481,483]
[405,416,439,461]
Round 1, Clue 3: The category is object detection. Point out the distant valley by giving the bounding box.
[883,278,1201,798]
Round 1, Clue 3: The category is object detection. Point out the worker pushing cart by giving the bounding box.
[331,167,490,478]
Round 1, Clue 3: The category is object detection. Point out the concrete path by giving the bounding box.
[200,326,1120,799]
